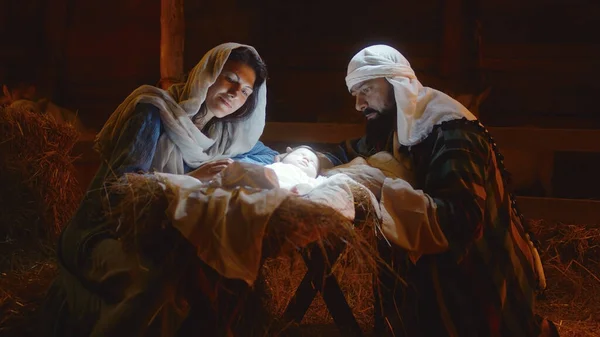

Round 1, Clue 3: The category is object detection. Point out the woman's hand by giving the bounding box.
[187,158,233,181]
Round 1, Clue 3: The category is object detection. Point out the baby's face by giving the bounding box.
[282,148,319,178]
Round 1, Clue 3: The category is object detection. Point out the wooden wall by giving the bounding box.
[253,0,443,123]
[3,0,599,202]
[0,0,46,86]
[478,0,600,127]
[57,0,161,128]
[1,0,599,129]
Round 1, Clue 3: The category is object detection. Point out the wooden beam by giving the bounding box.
[480,58,600,73]
[516,196,600,224]
[69,149,600,224]
[74,123,600,153]
[70,127,600,224]
[42,0,69,101]
[259,122,600,152]
[482,44,600,59]
[440,0,467,77]
[439,0,480,91]
[488,127,600,152]
[261,123,365,144]
[159,0,184,89]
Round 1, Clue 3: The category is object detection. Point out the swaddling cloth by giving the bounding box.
[265,162,327,193]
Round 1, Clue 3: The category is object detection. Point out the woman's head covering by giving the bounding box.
[95,42,267,174]
[345,44,476,146]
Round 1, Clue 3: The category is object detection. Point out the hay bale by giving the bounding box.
[107,173,381,268]
[0,104,81,336]
[530,219,600,265]
[261,250,374,332]
[104,173,385,334]
[106,174,600,336]
[0,254,57,336]
[260,183,380,333]
[529,219,600,337]
[0,105,82,243]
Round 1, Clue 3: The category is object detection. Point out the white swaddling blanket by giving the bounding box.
[153,161,379,285]
[155,164,289,286]
[264,162,327,192]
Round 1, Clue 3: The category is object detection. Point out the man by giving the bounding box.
[322,45,557,336]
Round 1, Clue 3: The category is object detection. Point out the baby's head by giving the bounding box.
[278,146,320,178]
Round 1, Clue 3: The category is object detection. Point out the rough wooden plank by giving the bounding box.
[71,130,600,224]
[516,196,600,224]
[440,0,472,78]
[283,243,363,336]
[480,58,600,73]
[159,0,185,89]
[482,44,600,59]
[478,43,600,73]
[255,41,439,71]
[260,122,600,152]
[71,119,600,225]
[73,123,600,153]
[488,127,600,152]
[42,0,69,100]
[261,122,365,144]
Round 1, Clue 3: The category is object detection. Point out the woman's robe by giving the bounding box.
[42,102,278,337]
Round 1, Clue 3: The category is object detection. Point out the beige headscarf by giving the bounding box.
[94,42,267,174]
[345,44,476,146]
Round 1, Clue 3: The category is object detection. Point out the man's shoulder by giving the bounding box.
[429,118,492,152]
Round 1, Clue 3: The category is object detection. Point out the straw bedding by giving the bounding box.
[96,171,384,336]
[530,219,600,336]
[260,218,600,336]
[0,110,598,336]
[1,214,599,336]
[0,105,82,242]
[0,104,81,336]
[106,172,382,275]
[261,180,381,333]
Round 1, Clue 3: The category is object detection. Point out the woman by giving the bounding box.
[42,43,277,337]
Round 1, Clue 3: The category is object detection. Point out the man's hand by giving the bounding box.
[187,158,233,181]
[325,164,386,199]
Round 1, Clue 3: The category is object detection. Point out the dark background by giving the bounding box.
[1,0,599,198]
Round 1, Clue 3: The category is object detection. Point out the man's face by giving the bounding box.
[350,78,395,120]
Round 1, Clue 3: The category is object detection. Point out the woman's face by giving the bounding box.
[205,60,256,118]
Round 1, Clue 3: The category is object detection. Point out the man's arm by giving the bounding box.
[321,136,368,166]
[232,141,279,165]
[379,127,489,262]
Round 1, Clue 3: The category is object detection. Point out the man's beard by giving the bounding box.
[365,107,396,150]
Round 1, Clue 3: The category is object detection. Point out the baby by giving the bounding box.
[266,146,326,194]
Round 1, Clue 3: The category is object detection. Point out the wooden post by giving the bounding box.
[439,0,478,91]
[43,0,69,103]
[160,0,185,90]
[440,0,465,78]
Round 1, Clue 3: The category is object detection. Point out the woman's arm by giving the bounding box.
[232,141,279,165]
[102,103,162,177]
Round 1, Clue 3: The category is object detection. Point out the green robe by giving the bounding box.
[326,118,550,336]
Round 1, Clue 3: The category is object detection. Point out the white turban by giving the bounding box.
[346,45,476,146]
[95,42,267,174]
